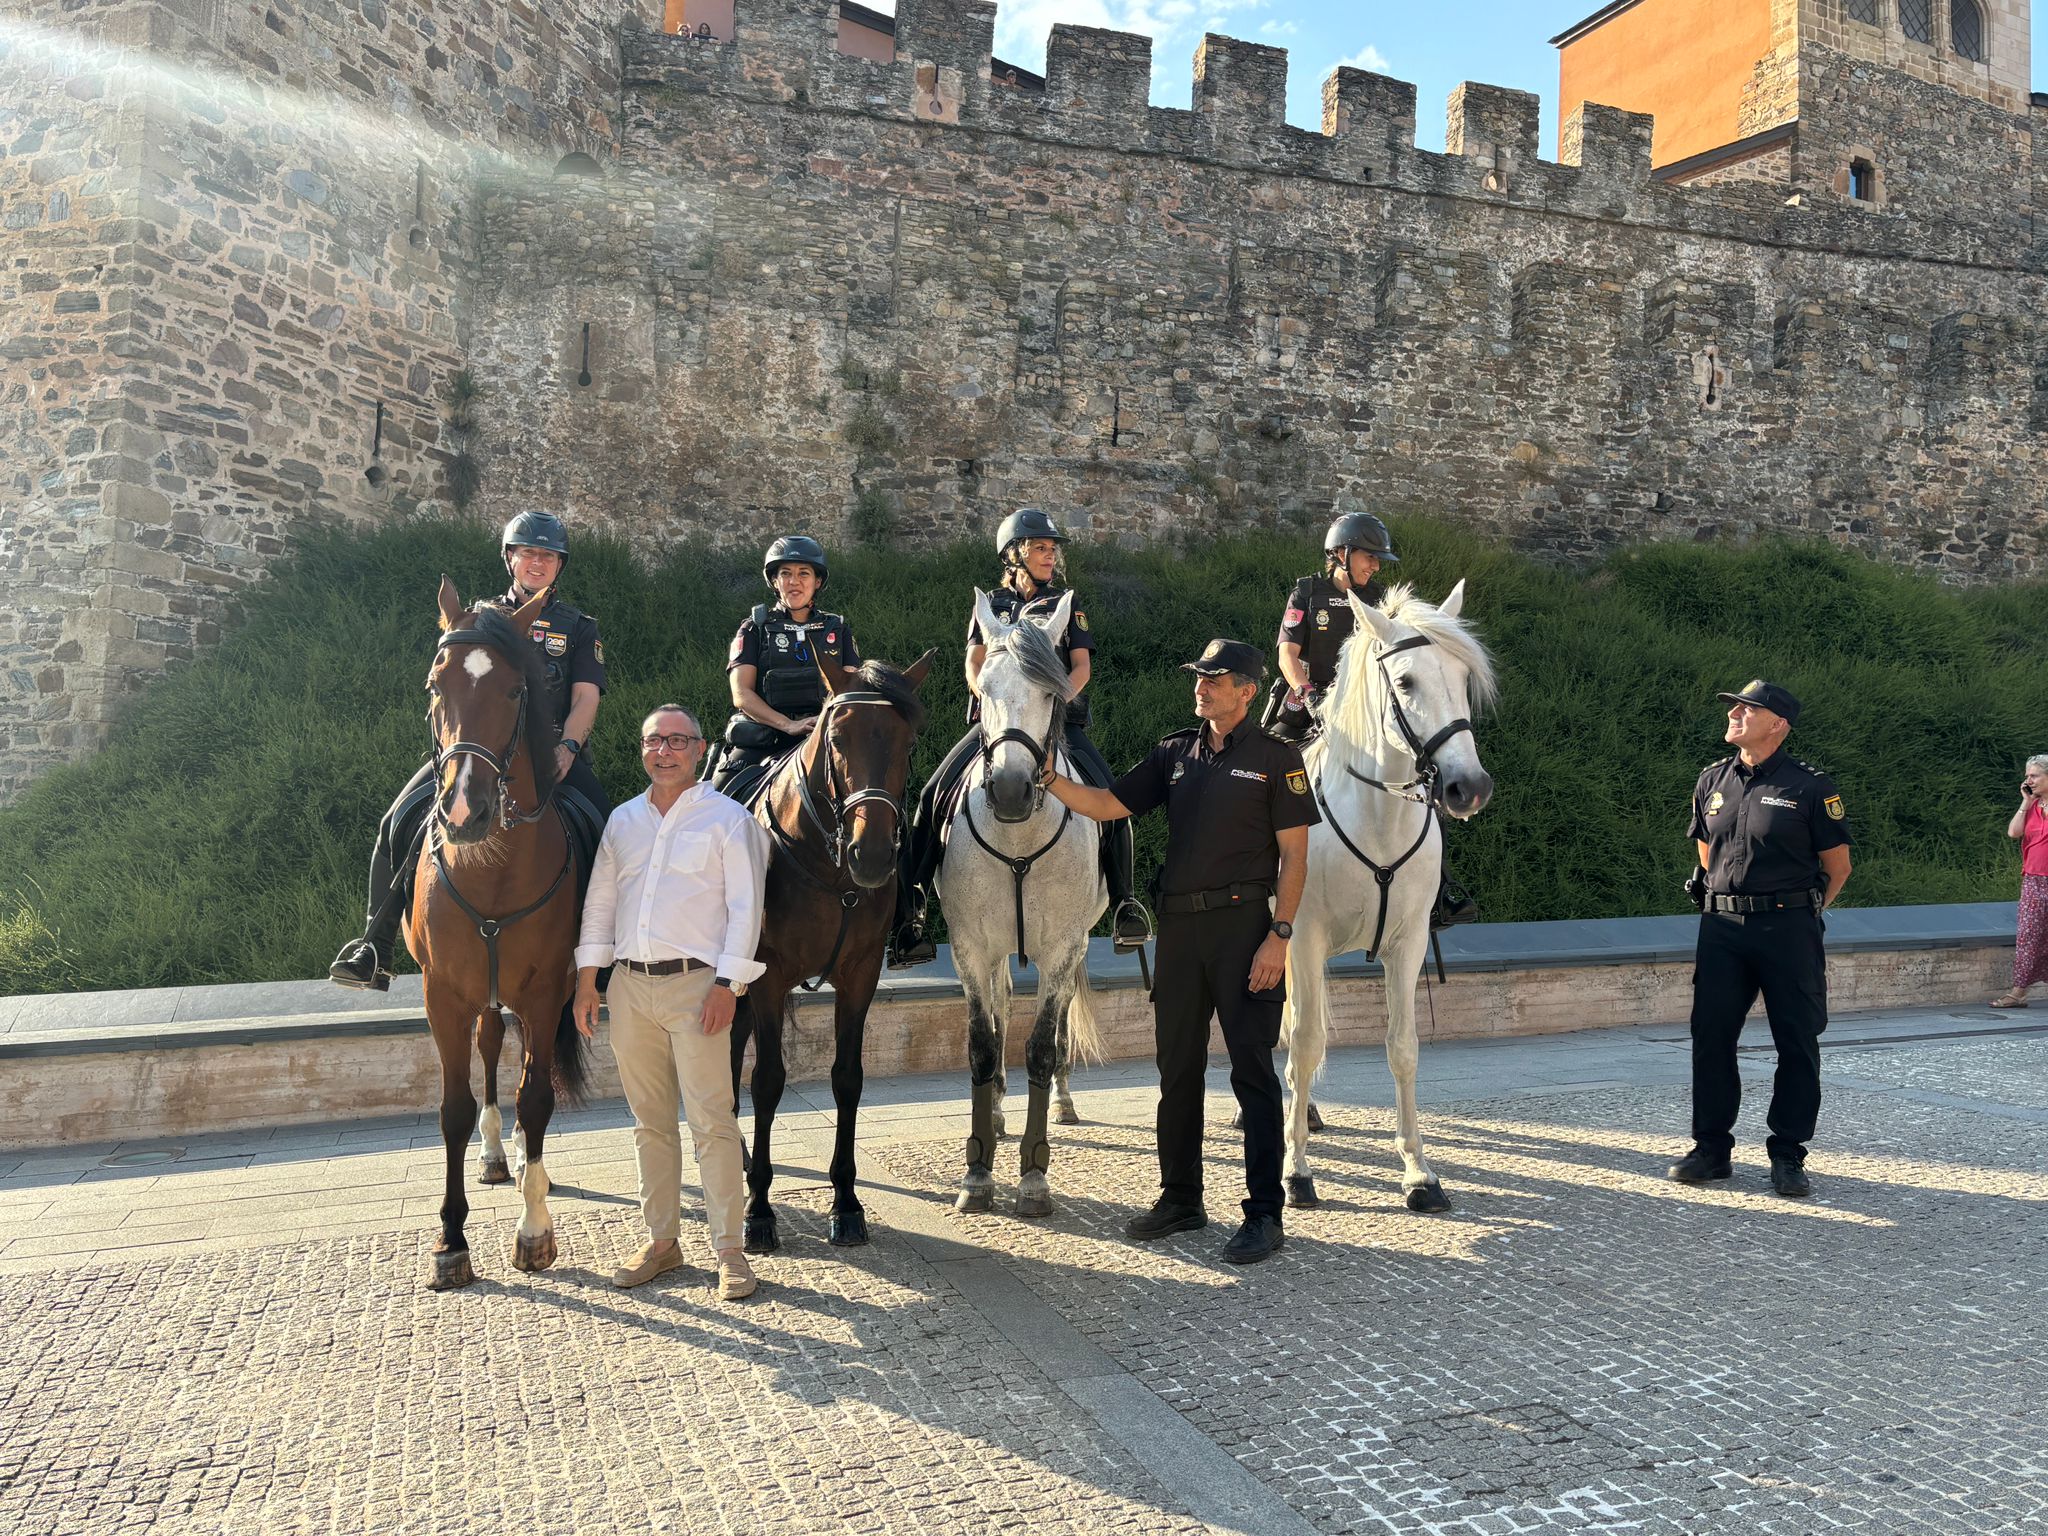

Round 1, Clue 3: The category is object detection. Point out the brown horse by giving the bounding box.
[410,575,589,1291]
[732,646,935,1252]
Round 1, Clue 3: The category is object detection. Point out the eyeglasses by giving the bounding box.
[640,733,703,752]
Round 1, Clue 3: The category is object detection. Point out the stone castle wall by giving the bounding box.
[7,0,2048,801]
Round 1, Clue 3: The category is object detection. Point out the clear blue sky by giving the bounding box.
[859,2,2043,158]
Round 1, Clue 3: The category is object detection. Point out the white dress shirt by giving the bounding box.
[575,781,771,983]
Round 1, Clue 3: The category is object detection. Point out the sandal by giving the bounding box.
[1989,989,2031,1009]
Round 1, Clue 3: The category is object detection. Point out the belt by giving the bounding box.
[1159,882,1272,915]
[617,956,710,976]
[1704,892,1819,914]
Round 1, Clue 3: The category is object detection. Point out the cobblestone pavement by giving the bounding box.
[1,1010,2044,1534]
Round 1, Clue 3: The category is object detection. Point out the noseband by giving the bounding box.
[790,692,910,870]
[430,625,554,831]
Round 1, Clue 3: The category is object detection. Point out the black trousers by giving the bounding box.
[1689,907,1827,1164]
[1152,903,1285,1220]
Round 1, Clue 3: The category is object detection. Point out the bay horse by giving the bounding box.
[1284,581,1496,1213]
[732,646,936,1252]
[411,575,589,1290]
[943,588,1103,1218]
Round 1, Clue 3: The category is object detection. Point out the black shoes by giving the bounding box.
[1768,1156,1812,1199]
[1666,1148,1733,1184]
[1124,1201,1208,1241]
[1111,899,1153,955]
[1222,1214,1286,1265]
[328,939,390,992]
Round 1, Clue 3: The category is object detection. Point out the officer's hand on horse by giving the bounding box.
[1248,933,1288,993]
[788,714,817,737]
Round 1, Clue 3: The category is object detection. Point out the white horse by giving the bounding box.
[1283,581,1497,1212]
[943,587,1104,1218]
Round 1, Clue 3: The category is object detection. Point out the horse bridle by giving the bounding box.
[963,635,1075,965]
[429,624,555,831]
[1346,633,1474,808]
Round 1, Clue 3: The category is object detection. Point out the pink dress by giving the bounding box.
[2013,804,2048,988]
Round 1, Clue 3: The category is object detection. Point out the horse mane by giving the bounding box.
[1315,581,1497,776]
[989,612,1076,703]
[461,605,562,803]
[852,659,928,735]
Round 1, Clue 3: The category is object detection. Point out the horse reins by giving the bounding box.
[767,692,909,992]
[427,621,574,1011]
[1314,631,1473,965]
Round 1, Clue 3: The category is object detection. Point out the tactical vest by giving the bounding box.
[1300,574,1384,689]
[751,603,848,719]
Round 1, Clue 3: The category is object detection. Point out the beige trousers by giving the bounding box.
[607,965,745,1254]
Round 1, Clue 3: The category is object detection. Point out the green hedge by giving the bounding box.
[3,516,2044,995]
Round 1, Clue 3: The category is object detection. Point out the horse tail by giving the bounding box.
[1065,967,1104,1068]
[552,990,590,1106]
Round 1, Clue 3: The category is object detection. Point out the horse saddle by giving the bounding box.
[555,787,607,894]
[725,740,806,814]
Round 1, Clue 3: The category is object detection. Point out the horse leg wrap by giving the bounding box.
[1019,1084,1052,1176]
[965,1079,997,1171]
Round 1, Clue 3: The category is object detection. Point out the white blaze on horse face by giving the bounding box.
[462,648,494,681]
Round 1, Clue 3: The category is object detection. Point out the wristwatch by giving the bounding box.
[713,975,747,997]
[1269,921,1293,941]
[560,737,582,757]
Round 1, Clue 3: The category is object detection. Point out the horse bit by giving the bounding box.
[1314,632,1474,963]
[426,623,573,1011]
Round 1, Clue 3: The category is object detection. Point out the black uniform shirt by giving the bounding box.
[727,606,860,675]
[968,582,1094,728]
[486,587,605,732]
[1689,750,1851,896]
[1277,574,1384,690]
[1111,722,1320,897]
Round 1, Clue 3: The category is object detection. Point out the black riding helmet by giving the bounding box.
[503,510,571,576]
[1324,511,1399,565]
[763,534,829,588]
[995,506,1067,555]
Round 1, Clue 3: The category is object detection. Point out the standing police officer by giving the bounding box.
[1041,639,1318,1264]
[329,511,611,990]
[1671,680,1852,1198]
[1267,510,1397,743]
[708,535,862,801]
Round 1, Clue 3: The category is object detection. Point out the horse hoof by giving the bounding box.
[955,1177,996,1215]
[1015,1188,1054,1219]
[743,1216,780,1255]
[511,1229,558,1272]
[1286,1176,1321,1209]
[1054,1099,1080,1126]
[1306,1101,1325,1134]
[1405,1182,1451,1214]
[829,1209,870,1246]
[427,1249,474,1291]
[477,1157,512,1186]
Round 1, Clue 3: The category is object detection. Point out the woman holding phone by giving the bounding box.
[1992,754,2048,1007]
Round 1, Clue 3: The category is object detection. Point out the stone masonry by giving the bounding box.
[6,0,2048,799]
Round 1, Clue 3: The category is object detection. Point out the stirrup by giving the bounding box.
[888,926,937,971]
[1111,900,1153,955]
[328,940,391,992]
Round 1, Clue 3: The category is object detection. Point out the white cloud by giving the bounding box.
[1329,44,1391,75]
[1260,19,1299,37]
[992,0,1272,71]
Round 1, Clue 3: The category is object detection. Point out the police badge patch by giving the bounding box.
[1286,768,1308,796]
[593,638,604,664]
[1075,612,1089,631]
[1315,611,1329,629]
[544,634,568,657]
[1171,761,1186,783]
[1825,794,1846,820]
[529,623,548,643]
[1707,791,1724,815]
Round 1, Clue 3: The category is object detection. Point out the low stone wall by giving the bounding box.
[0,916,2012,1148]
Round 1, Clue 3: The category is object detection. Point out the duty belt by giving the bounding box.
[1704,891,1820,914]
[1160,882,1272,915]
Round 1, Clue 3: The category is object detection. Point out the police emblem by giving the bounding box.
[776,633,790,649]
[1171,761,1186,784]
[529,623,548,643]
[544,634,568,657]
[1824,794,1846,821]
[1075,612,1089,631]
[825,631,837,645]
[1707,791,1724,815]
[1315,611,1329,629]
[593,638,603,664]
[1286,768,1308,796]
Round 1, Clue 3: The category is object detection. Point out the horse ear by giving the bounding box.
[1439,579,1466,620]
[437,575,463,630]
[903,648,939,690]
[509,583,550,633]
[972,587,1006,644]
[814,637,847,697]
[1350,589,1398,643]
[1042,588,1075,646]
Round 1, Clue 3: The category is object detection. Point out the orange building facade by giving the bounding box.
[1555,0,1780,170]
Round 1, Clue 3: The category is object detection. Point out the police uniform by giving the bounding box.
[712,603,860,794]
[1275,572,1385,694]
[1109,641,1320,1230]
[1684,683,1851,1179]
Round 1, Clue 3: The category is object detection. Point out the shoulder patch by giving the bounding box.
[592,637,604,665]
[1286,768,1308,796]
[1824,794,1845,821]
[1284,607,1304,625]
[1074,610,1088,631]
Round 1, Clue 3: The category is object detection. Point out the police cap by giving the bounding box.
[1181,638,1266,679]
[1716,679,1802,726]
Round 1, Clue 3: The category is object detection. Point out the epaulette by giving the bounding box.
[1161,725,1201,743]
[1790,758,1829,777]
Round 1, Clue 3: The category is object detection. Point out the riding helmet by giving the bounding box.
[502,510,571,571]
[763,534,829,587]
[996,506,1067,556]
[1324,511,1399,565]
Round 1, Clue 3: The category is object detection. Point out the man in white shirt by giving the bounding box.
[574,704,770,1299]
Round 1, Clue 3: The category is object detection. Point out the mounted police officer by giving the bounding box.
[1266,510,1397,745]
[890,507,1152,967]
[1671,680,1853,1199]
[328,511,611,990]
[707,535,862,803]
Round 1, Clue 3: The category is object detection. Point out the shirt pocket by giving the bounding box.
[662,832,718,878]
